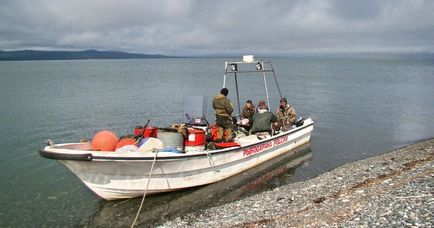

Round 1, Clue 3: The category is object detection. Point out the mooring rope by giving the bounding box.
[131,150,159,228]
[205,150,219,172]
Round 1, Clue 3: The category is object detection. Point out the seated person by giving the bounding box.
[275,97,297,131]
[250,100,277,135]
[239,100,255,127]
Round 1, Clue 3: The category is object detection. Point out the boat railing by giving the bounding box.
[222,56,282,117]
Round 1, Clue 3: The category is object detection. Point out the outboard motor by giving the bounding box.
[295,117,305,127]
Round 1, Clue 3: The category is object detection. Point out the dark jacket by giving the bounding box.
[250,109,277,134]
[212,94,233,117]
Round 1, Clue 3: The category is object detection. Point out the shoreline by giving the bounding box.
[161,138,434,227]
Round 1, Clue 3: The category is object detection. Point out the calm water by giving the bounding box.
[0,56,433,226]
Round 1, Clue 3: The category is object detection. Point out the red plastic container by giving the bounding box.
[184,128,206,146]
[134,126,158,138]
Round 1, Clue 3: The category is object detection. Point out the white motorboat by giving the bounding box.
[40,56,314,200]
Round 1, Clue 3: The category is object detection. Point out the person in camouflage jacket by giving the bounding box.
[212,88,234,142]
[241,100,255,120]
[275,97,297,131]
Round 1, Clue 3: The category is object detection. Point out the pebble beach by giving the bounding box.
[160,138,434,227]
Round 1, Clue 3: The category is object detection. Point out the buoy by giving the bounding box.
[92,130,118,151]
[115,138,136,149]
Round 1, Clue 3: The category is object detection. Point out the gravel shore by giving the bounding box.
[161,138,434,227]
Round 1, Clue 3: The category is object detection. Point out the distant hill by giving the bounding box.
[0,49,167,61]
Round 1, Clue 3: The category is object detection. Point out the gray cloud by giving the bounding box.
[0,0,433,55]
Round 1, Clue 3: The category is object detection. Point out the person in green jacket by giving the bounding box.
[250,100,277,135]
[212,88,234,142]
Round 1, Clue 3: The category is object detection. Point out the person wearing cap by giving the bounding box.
[275,97,297,131]
[212,88,234,142]
[250,100,277,135]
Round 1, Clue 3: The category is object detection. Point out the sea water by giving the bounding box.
[0,56,433,226]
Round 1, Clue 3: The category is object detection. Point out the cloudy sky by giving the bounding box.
[0,0,433,56]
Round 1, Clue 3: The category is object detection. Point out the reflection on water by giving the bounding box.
[87,144,312,227]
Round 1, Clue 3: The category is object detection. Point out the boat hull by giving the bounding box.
[42,119,314,200]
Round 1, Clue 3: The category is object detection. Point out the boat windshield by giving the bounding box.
[184,96,209,126]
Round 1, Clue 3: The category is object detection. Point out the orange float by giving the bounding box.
[92,130,118,151]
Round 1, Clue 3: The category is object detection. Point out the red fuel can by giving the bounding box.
[134,126,158,138]
[184,128,206,146]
